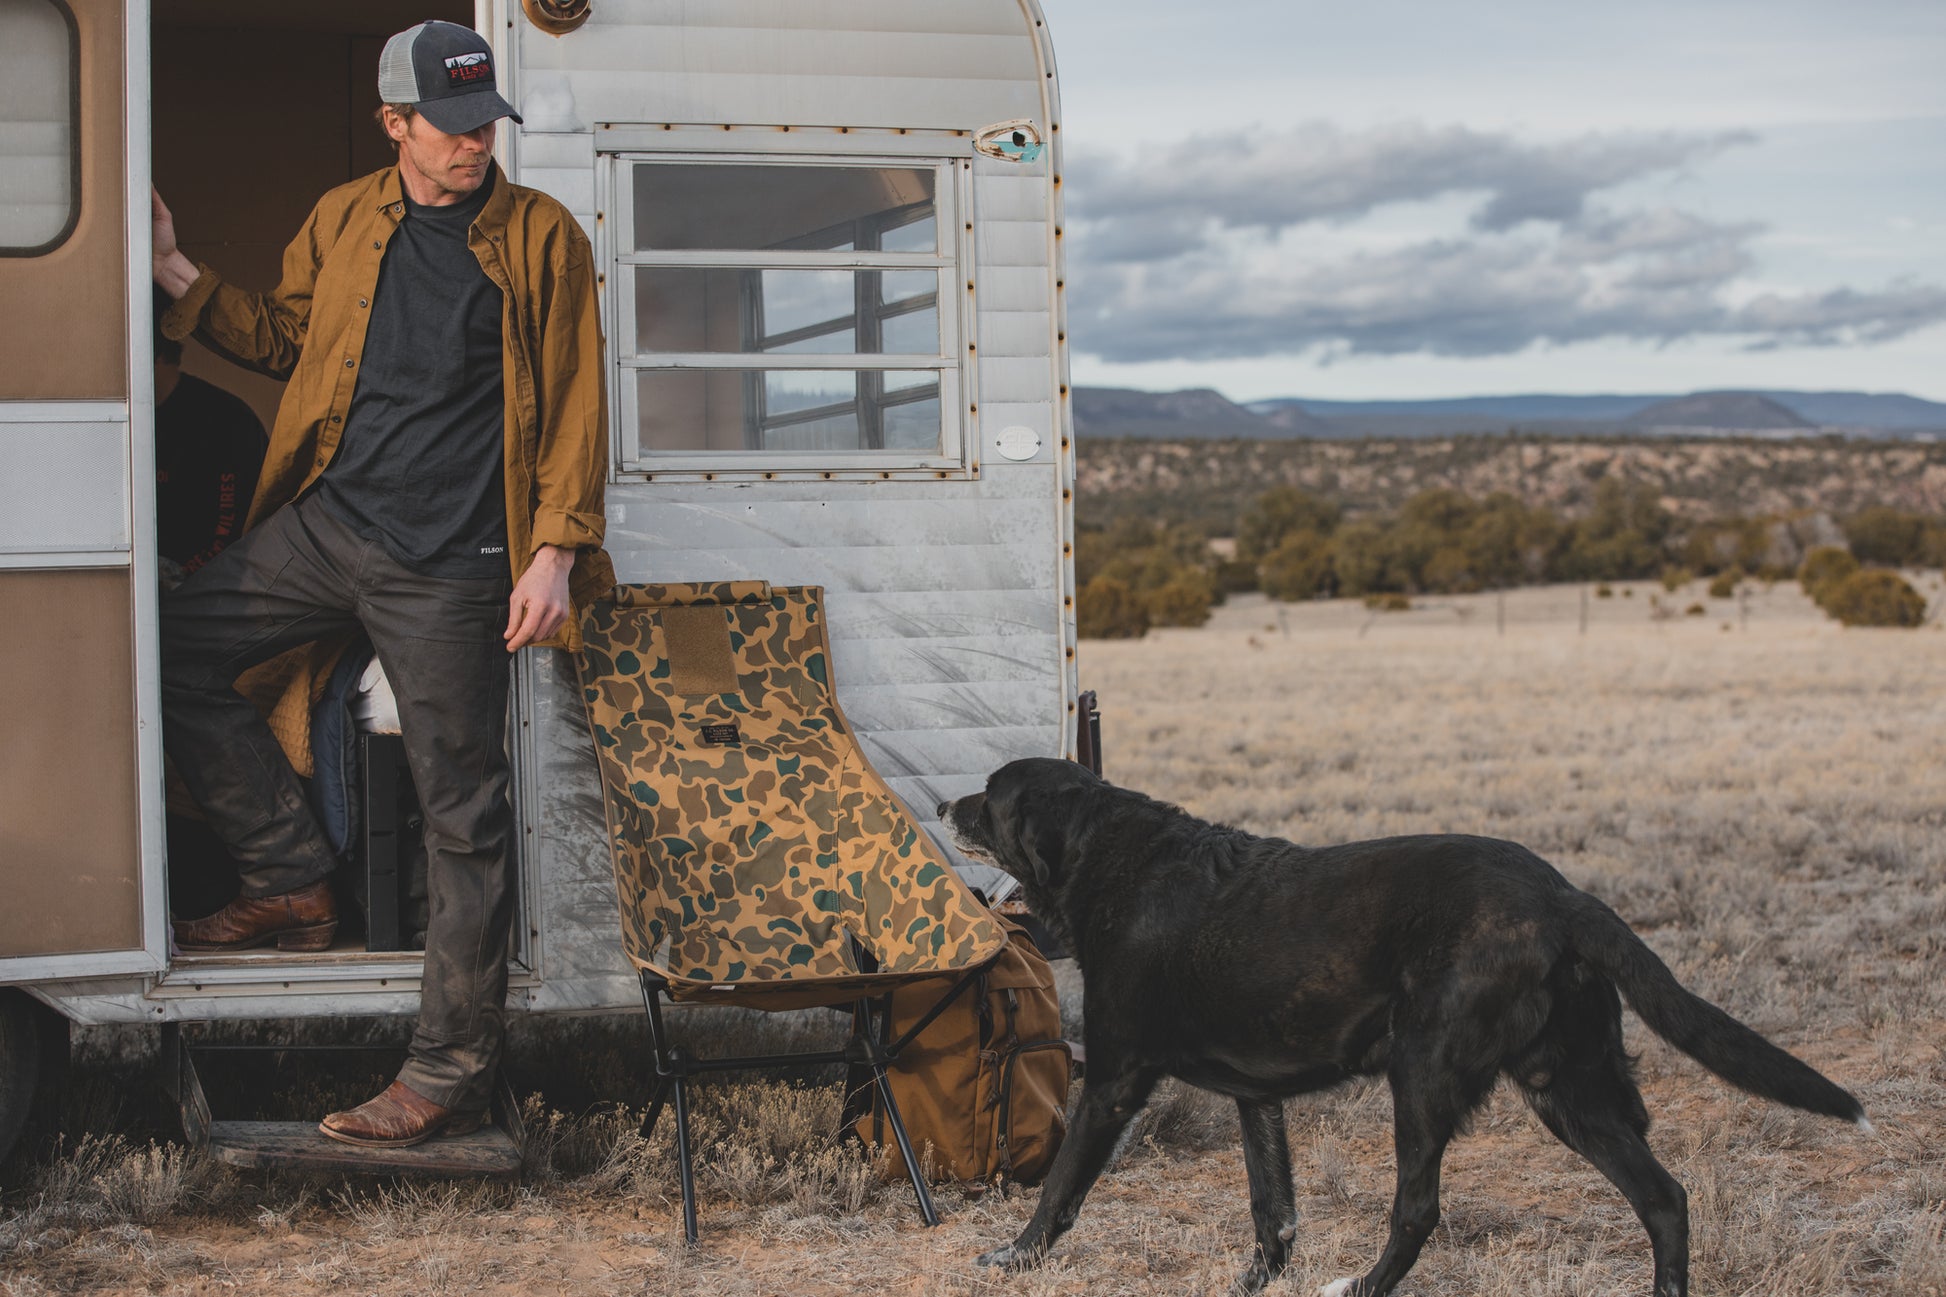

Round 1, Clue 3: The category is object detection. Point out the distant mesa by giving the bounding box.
[1071,386,1311,440]
[1622,392,1812,432]
[1071,385,1946,441]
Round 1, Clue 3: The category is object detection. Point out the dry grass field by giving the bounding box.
[6,576,1946,1296]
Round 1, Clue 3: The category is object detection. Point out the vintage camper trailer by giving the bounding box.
[0,0,1078,1169]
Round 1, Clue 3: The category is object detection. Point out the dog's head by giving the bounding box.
[939,758,1102,921]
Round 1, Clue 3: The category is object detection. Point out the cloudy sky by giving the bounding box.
[1042,0,1946,401]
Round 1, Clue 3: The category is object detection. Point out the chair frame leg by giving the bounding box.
[639,972,698,1244]
[633,973,972,1240]
[855,995,940,1227]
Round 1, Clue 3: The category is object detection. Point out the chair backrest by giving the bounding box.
[578,582,1005,998]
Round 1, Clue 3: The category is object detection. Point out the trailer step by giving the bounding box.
[161,1025,525,1179]
[205,1118,522,1177]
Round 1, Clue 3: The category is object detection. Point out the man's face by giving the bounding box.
[386,109,495,203]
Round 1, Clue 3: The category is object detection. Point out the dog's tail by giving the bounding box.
[1567,893,1868,1128]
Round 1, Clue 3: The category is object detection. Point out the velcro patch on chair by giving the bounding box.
[663,604,738,696]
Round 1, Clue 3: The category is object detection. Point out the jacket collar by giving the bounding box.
[376,160,512,232]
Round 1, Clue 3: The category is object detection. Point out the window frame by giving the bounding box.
[599,142,975,480]
[0,0,82,258]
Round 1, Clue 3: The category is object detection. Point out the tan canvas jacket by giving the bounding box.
[161,163,616,651]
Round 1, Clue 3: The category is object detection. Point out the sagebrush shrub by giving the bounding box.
[1821,569,1928,628]
[1146,577,1214,628]
[1259,529,1334,601]
[1077,575,1148,639]
[1798,546,1859,607]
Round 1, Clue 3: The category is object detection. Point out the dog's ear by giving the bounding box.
[1010,794,1067,890]
[1022,816,1066,889]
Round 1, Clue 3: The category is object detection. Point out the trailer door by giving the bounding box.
[0,0,166,982]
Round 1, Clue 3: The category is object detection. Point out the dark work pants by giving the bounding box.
[160,493,515,1111]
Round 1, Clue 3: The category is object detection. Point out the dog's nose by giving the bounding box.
[936,799,952,817]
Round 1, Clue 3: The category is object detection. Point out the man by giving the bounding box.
[153,20,613,1147]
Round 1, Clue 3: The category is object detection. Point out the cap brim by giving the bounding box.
[417,89,522,135]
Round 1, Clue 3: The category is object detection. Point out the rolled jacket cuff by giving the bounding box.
[531,505,605,553]
[160,264,221,341]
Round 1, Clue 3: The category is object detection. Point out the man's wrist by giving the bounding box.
[153,251,200,301]
[532,543,577,569]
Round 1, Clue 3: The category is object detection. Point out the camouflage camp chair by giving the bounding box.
[578,582,1006,1240]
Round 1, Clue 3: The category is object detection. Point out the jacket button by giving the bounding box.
[344,358,355,368]
[330,414,342,424]
[358,298,369,308]
[372,240,381,249]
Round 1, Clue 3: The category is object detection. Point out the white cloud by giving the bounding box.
[1065,123,1946,365]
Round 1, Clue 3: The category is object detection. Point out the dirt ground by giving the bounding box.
[5,577,1945,1296]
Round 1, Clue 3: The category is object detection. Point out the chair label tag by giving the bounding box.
[699,723,742,747]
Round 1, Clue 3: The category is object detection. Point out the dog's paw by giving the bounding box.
[976,1243,1024,1269]
[1318,1280,1360,1297]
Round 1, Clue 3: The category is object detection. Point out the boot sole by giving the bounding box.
[174,922,338,954]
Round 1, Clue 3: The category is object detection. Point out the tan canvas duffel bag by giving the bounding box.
[854,917,1071,1184]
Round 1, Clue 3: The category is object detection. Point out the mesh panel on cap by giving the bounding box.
[377,23,429,103]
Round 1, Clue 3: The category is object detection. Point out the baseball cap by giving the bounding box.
[377,21,523,135]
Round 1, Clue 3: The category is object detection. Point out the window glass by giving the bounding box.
[631,164,935,251]
[633,267,940,356]
[0,0,75,252]
[619,157,959,468]
[636,369,945,454]
[878,215,936,254]
[879,307,937,357]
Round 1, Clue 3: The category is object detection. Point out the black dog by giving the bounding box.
[941,758,1868,1297]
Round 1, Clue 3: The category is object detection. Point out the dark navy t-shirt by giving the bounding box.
[317,165,508,578]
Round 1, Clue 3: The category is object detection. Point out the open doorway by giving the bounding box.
[151,0,473,429]
[150,0,474,960]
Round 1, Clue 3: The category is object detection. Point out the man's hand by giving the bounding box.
[505,544,576,651]
[152,187,200,299]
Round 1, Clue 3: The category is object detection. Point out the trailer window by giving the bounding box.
[611,158,964,473]
[0,0,78,255]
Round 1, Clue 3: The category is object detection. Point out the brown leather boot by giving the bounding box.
[319,1080,487,1148]
[172,880,338,953]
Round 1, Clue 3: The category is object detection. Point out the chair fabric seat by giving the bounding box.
[578,582,1005,1003]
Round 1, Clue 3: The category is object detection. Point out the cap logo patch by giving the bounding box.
[444,52,492,86]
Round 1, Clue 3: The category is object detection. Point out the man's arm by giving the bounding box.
[152,185,319,381]
[505,218,609,652]
[528,222,609,557]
